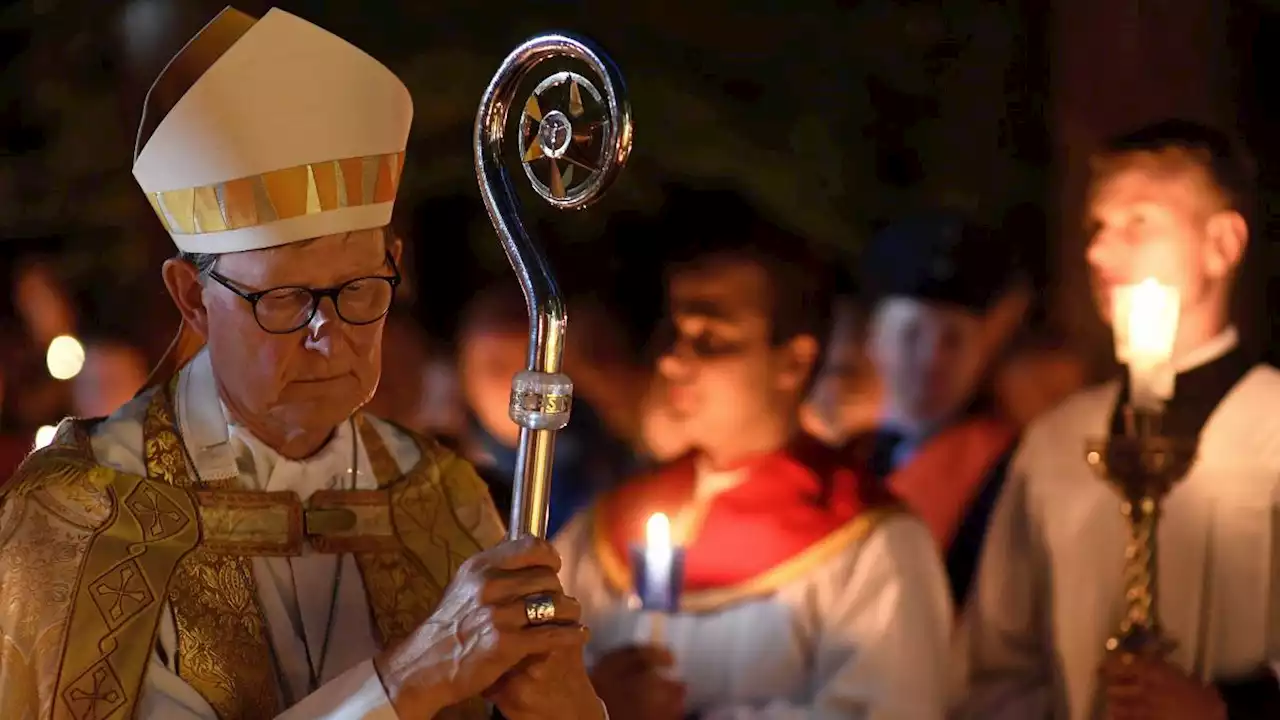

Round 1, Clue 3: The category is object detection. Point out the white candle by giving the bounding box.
[1112,278,1180,411]
[644,512,673,608]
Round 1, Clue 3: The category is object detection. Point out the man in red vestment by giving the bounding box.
[849,213,1024,609]
[555,189,953,720]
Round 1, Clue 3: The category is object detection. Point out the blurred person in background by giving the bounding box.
[456,283,638,534]
[640,259,885,464]
[566,293,651,445]
[990,330,1087,428]
[2,258,75,434]
[364,309,434,433]
[363,233,468,442]
[12,257,76,350]
[364,224,468,444]
[556,190,951,720]
[801,288,883,446]
[71,334,149,418]
[419,339,467,442]
[850,213,1024,610]
[637,371,692,463]
[0,324,51,435]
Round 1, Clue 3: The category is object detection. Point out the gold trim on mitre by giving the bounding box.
[132,6,413,251]
[145,151,405,235]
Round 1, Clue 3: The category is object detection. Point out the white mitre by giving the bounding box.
[132,6,413,254]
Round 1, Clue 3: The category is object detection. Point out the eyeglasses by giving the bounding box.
[206,252,401,334]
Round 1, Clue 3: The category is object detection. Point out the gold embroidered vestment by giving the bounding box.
[0,385,502,719]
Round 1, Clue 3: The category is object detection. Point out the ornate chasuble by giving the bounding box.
[0,383,496,720]
[591,434,903,612]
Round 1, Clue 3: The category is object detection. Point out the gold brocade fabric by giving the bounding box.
[0,384,503,720]
[1,417,206,720]
[54,471,201,720]
[144,388,280,719]
[145,388,501,719]
[0,422,127,720]
[352,418,499,720]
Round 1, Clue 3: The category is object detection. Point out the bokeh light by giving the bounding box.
[34,425,57,449]
[46,335,85,380]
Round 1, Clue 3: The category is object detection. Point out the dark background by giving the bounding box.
[0,0,1275,369]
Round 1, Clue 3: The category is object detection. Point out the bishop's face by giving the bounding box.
[199,228,396,448]
[655,259,814,457]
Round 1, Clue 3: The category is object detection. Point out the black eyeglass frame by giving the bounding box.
[204,251,402,334]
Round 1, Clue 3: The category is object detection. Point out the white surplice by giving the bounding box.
[84,350,489,719]
[958,332,1280,720]
[555,461,954,720]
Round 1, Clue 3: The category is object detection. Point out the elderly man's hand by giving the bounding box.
[485,647,606,719]
[373,536,588,718]
[1100,653,1227,720]
[591,646,687,720]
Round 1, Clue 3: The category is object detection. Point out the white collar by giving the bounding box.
[176,350,241,483]
[1123,326,1238,405]
[1174,326,1239,373]
[693,457,749,503]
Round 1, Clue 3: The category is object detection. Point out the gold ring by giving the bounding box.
[524,594,556,626]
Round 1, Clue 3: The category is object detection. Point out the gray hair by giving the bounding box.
[178,251,219,276]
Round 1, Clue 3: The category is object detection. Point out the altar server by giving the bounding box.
[959,119,1280,720]
[851,213,1023,607]
[556,190,952,720]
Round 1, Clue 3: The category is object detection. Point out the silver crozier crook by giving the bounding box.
[474,35,633,539]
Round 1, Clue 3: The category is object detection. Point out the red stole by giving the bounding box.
[879,418,1016,551]
[592,435,901,611]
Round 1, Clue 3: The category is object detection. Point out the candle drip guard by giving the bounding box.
[629,545,685,613]
[1084,406,1198,659]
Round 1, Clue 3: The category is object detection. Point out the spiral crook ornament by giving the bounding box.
[473,34,633,539]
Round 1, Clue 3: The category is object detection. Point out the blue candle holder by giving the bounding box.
[628,544,685,613]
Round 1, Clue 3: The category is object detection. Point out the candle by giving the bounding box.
[645,512,673,607]
[629,511,684,613]
[1112,278,1180,411]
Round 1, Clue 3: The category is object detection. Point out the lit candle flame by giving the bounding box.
[1126,278,1180,362]
[1113,278,1180,409]
[642,512,675,615]
[646,512,671,552]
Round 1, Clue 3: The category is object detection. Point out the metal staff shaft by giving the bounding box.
[474,34,632,539]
